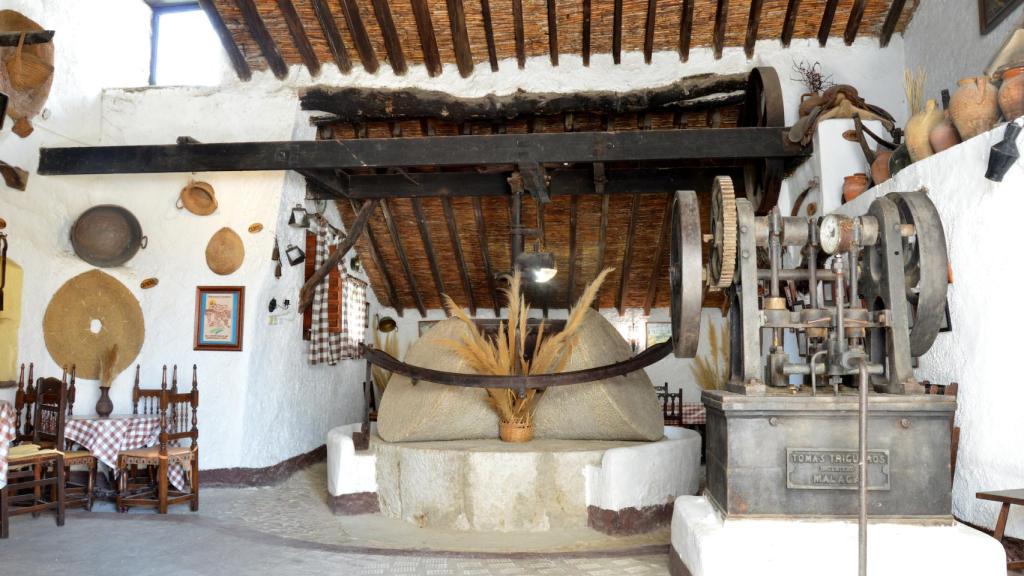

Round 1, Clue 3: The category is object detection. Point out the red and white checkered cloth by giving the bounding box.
[0,401,16,490]
[678,402,707,426]
[64,415,188,492]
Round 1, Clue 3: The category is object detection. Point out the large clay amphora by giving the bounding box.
[950,76,999,140]
[998,66,1024,121]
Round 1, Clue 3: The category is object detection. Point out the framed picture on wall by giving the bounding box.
[645,322,673,349]
[194,286,245,351]
[979,0,1024,34]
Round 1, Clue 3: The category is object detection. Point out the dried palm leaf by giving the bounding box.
[99,344,119,388]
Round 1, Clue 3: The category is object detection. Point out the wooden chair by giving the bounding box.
[13,363,36,444]
[662,390,683,426]
[132,364,163,416]
[116,365,199,514]
[923,380,960,482]
[1,446,65,539]
[30,374,97,511]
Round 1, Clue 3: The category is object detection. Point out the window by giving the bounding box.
[149,2,224,86]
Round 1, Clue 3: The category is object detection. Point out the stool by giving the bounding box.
[976,489,1024,571]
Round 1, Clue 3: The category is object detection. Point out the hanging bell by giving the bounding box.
[288,204,310,228]
[285,244,306,266]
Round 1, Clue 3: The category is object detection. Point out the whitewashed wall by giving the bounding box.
[837,124,1024,539]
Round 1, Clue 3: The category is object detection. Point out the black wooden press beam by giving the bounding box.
[38,128,807,176]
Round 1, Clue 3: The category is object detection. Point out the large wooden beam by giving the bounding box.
[442,197,476,315]
[678,0,693,62]
[302,73,747,122]
[348,199,403,315]
[235,0,289,79]
[879,0,906,48]
[818,0,839,46]
[712,0,728,59]
[410,0,442,76]
[0,30,54,46]
[744,0,763,58]
[370,0,407,74]
[381,199,427,316]
[446,0,475,77]
[479,0,499,71]
[198,0,251,81]
[644,192,672,315]
[616,192,640,315]
[473,196,501,316]
[780,0,800,47]
[277,0,321,76]
[843,0,867,45]
[311,0,353,73]
[39,129,807,175]
[338,0,379,73]
[410,197,447,305]
[298,199,379,312]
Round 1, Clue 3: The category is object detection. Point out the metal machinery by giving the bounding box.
[669,179,956,523]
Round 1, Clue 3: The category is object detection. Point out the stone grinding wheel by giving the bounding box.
[740,67,785,215]
[43,270,144,380]
[889,191,949,356]
[0,11,54,133]
[669,190,704,358]
[206,227,244,275]
[708,175,738,289]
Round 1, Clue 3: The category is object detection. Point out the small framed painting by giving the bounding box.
[645,322,673,349]
[194,286,245,351]
[979,0,1024,34]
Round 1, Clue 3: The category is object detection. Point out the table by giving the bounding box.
[0,401,15,490]
[65,414,188,492]
[976,489,1024,570]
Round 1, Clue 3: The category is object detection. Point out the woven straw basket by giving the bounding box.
[499,421,534,443]
[4,32,53,90]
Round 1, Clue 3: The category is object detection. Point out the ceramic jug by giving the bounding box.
[998,65,1024,121]
[950,76,999,140]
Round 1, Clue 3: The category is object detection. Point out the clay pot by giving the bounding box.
[842,173,870,203]
[929,116,961,153]
[998,65,1024,121]
[905,99,944,162]
[949,76,1000,140]
[871,151,893,184]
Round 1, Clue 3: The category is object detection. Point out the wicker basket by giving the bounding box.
[5,33,54,90]
[499,421,534,443]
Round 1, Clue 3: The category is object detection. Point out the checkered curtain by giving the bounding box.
[308,221,345,366]
[342,277,367,358]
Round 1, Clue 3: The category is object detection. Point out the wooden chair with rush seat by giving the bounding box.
[1,446,65,539]
[29,370,97,511]
[116,365,199,514]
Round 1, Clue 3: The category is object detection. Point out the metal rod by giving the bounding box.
[809,349,826,396]
[757,268,837,281]
[834,255,847,355]
[857,358,870,576]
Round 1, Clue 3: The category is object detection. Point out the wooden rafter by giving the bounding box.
[479,0,499,71]
[338,0,380,73]
[712,0,728,59]
[744,0,763,58]
[199,0,251,80]
[612,0,623,64]
[844,0,867,45]
[643,0,657,64]
[644,192,672,315]
[592,163,608,310]
[442,197,477,315]
[410,0,442,76]
[370,0,408,74]
[818,0,839,46]
[311,0,353,73]
[512,0,526,68]
[235,0,289,79]
[276,0,320,76]
[582,0,592,66]
[473,196,501,316]
[678,0,693,62]
[410,197,446,304]
[547,0,559,66]
[381,198,427,316]
[446,0,475,77]
[616,192,640,315]
[349,199,402,315]
[298,198,379,312]
[566,194,579,308]
[879,0,907,48]
[781,0,800,47]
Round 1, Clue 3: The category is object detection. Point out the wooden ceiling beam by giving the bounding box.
[198,0,252,80]
[446,0,475,77]
[512,0,526,68]
[678,0,693,62]
[276,0,320,76]
[411,197,447,305]
[643,0,657,64]
[370,0,408,74]
[410,0,442,76]
[297,168,348,198]
[844,0,867,45]
[338,0,379,73]
[616,192,640,315]
[744,0,763,58]
[612,0,623,64]
[817,0,839,46]
[879,0,906,47]
[349,198,403,316]
[644,192,672,315]
[712,0,728,59]
[593,162,608,310]
[442,197,477,315]
[311,0,353,73]
[780,0,800,47]
[547,0,560,66]
[235,0,289,79]
[473,196,501,316]
[566,194,578,308]
[381,198,427,316]
[582,0,592,66]
[480,0,499,71]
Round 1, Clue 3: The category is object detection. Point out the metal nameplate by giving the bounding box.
[786,448,891,491]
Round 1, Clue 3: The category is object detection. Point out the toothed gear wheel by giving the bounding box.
[709,175,738,289]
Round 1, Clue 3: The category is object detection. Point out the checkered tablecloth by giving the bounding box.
[65,415,188,492]
[0,401,16,490]
[678,402,707,426]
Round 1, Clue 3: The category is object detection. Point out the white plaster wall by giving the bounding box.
[904,0,1024,102]
[835,124,1024,539]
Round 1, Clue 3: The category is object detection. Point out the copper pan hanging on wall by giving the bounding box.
[70,204,147,268]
